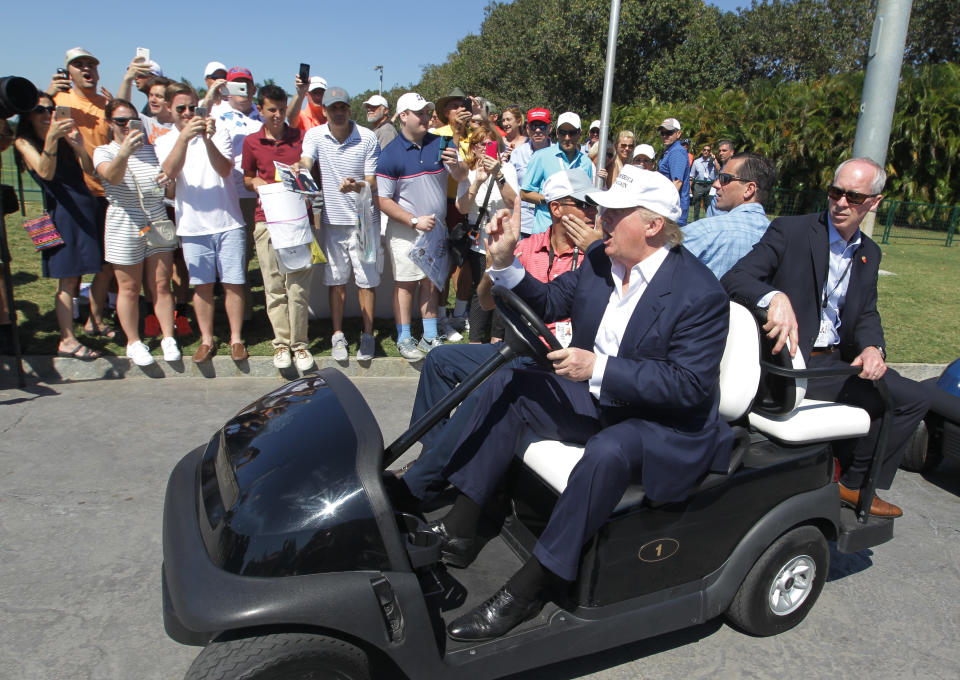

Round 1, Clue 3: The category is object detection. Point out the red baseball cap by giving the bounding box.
[226,67,253,82]
[527,108,551,124]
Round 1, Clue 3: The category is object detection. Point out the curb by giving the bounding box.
[0,356,947,384]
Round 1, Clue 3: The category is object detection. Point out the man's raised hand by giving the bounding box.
[485,193,521,268]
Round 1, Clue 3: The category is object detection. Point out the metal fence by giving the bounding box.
[876,199,957,247]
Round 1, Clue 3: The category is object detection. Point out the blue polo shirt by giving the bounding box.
[658,140,691,226]
[376,131,449,223]
[521,145,594,234]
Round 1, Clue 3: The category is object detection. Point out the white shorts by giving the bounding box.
[386,219,426,282]
[321,223,380,288]
[104,219,175,266]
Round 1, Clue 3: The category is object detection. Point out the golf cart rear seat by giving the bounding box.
[518,302,871,501]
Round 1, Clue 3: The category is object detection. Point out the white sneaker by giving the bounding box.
[126,340,155,366]
[331,332,349,362]
[160,336,181,362]
[438,318,463,343]
[294,348,315,371]
[273,346,292,369]
[397,337,424,361]
[356,333,375,361]
[417,335,444,354]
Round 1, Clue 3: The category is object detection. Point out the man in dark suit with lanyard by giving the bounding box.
[427,166,734,641]
[722,157,929,518]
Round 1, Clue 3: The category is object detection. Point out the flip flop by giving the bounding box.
[84,324,117,340]
[58,343,101,360]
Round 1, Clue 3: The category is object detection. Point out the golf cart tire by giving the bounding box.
[899,420,939,473]
[184,632,371,680]
[725,525,828,637]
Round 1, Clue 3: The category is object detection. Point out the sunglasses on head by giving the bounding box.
[826,185,877,205]
[34,104,56,114]
[175,104,198,114]
[718,172,754,186]
[111,117,134,126]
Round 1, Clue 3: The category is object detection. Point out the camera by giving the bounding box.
[0,76,38,119]
[224,81,248,98]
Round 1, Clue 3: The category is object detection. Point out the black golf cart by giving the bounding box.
[162,290,898,679]
[899,358,960,473]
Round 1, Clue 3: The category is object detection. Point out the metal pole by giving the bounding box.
[374,66,383,96]
[594,0,621,189]
[852,0,913,237]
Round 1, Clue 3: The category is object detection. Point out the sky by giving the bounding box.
[1,0,748,109]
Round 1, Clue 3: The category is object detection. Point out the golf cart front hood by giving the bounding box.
[196,372,390,577]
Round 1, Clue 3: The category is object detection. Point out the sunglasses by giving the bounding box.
[175,104,198,114]
[528,122,549,131]
[111,117,134,127]
[34,105,56,114]
[556,198,592,211]
[826,185,877,205]
[557,128,580,138]
[718,173,755,186]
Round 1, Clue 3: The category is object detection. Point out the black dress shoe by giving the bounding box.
[447,586,544,641]
[426,520,478,568]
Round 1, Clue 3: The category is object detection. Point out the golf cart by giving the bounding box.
[899,358,960,473]
[162,288,898,680]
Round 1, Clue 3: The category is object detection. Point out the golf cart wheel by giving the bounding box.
[899,420,939,472]
[725,525,828,636]
[185,632,371,680]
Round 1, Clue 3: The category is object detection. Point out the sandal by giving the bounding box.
[57,343,101,360]
[83,323,117,340]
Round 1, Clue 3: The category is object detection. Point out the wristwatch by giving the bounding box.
[410,216,419,228]
[873,345,886,360]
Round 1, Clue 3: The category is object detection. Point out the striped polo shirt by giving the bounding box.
[376,131,450,224]
[301,121,381,226]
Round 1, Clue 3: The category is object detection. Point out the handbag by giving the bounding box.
[132,174,176,248]
[449,174,496,266]
[22,212,65,250]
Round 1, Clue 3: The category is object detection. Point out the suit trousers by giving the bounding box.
[253,222,313,351]
[445,367,645,582]
[805,353,930,489]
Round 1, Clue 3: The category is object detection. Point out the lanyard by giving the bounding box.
[822,253,854,310]
[547,241,580,279]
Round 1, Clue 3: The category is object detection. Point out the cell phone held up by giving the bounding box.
[485,141,498,158]
[194,106,208,119]
[437,135,453,164]
[128,119,144,134]
[54,105,71,121]
[299,63,310,84]
[224,81,248,98]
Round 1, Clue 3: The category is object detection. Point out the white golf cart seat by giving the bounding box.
[518,301,871,497]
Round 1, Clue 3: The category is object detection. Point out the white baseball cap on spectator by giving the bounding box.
[396,92,435,113]
[308,76,327,92]
[634,144,656,161]
[586,164,682,222]
[65,47,99,68]
[588,119,601,132]
[363,94,389,108]
[658,117,682,132]
[557,112,582,130]
[542,169,595,203]
[204,61,227,78]
[147,60,163,77]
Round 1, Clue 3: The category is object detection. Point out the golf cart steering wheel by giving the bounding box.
[492,285,563,369]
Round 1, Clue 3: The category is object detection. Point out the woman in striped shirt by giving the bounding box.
[94,98,178,366]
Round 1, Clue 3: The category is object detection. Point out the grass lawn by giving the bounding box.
[3,200,957,363]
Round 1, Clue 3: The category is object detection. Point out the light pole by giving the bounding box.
[374,65,383,95]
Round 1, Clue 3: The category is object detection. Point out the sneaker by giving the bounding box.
[273,346,292,369]
[397,336,425,361]
[331,332,349,362]
[417,335,444,354]
[357,333,376,361]
[438,317,463,343]
[126,340,155,366]
[294,348,315,371]
[160,337,181,362]
[446,313,468,332]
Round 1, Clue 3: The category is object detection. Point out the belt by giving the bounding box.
[810,346,835,356]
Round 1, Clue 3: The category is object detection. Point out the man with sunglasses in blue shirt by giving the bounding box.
[722,157,930,518]
[520,112,594,235]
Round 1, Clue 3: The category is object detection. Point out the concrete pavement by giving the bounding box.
[1,375,958,680]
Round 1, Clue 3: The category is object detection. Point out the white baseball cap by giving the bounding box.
[556,111,582,130]
[633,143,656,160]
[308,76,327,92]
[203,61,227,78]
[586,164,681,222]
[542,169,595,203]
[363,94,389,108]
[588,119,601,131]
[658,117,682,132]
[396,92,434,113]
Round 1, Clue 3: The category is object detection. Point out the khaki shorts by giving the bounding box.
[386,219,426,282]
[321,223,380,288]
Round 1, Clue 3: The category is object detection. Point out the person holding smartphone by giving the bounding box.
[94,98,178,366]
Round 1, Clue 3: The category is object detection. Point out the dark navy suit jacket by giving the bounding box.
[721,211,885,363]
[513,241,733,502]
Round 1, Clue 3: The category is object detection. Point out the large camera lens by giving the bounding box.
[0,76,39,119]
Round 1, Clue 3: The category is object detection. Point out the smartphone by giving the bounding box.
[56,67,69,79]
[135,47,150,63]
[299,63,310,83]
[128,119,144,133]
[485,141,498,158]
[437,135,453,163]
[194,106,208,119]
[225,81,248,97]
[54,105,71,120]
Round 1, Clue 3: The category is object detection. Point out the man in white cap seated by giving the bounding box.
[424,165,734,641]
[363,94,397,149]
